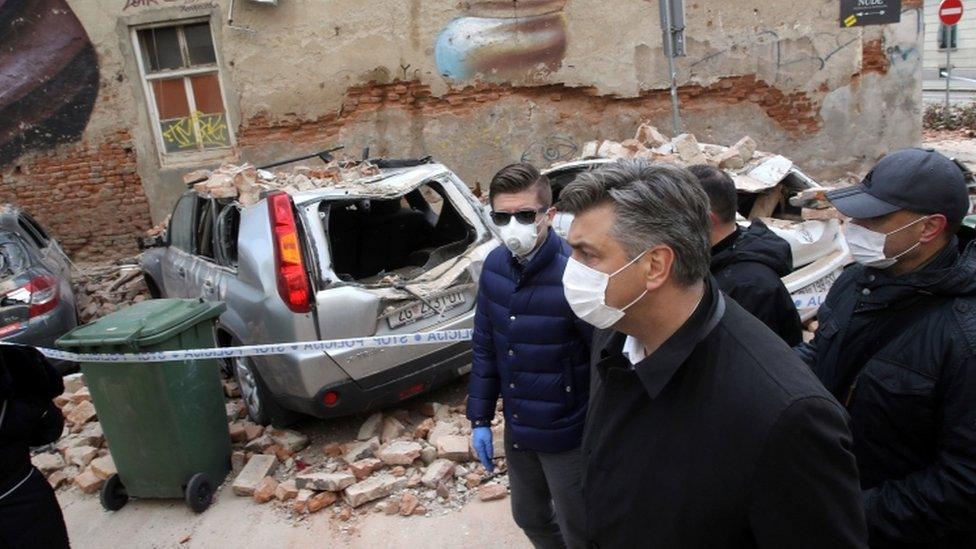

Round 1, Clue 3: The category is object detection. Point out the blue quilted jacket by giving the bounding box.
[466,229,592,453]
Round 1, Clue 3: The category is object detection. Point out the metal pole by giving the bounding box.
[662,0,682,134]
[946,39,952,127]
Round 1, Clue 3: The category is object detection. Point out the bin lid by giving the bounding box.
[57,299,226,350]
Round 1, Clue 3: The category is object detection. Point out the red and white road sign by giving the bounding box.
[940,0,964,27]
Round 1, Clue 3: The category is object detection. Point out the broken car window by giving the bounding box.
[169,194,196,253]
[214,202,240,268]
[324,180,475,284]
[195,197,215,260]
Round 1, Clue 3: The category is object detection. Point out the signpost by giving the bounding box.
[840,0,902,27]
[659,0,685,135]
[941,0,964,112]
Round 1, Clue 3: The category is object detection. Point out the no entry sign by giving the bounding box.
[940,0,963,27]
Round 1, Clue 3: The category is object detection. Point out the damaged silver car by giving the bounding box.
[140,157,496,425]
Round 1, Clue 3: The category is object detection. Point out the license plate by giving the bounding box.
[388,291,467,329]
[792,268,842,310]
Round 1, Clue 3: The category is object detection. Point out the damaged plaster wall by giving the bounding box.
[2,0,923,257]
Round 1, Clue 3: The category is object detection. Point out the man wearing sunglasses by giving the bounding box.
[468,163,591,548]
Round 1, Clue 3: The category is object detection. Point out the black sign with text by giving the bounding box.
[840,0,902,27]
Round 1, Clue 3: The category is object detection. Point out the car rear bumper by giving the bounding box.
[276,341,472,419]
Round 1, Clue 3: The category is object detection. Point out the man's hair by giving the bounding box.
[489,163,552,209]
[688,164,738,224]
[558,160,711,286]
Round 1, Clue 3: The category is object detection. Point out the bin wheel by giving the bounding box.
[185,473,214,513]
[100,474,128,511]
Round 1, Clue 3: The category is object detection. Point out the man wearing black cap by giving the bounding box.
[796,148,976,548]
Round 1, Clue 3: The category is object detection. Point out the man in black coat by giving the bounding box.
[0,344,70,548]
[797,148,976,548]
[558,160,867,548]
[689,165,803,346]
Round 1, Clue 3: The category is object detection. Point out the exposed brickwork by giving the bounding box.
[862,39,890,75]
[239,75,823,148]
[902,0,923,8]
[0,131,152,260]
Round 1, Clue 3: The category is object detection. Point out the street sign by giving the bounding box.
[940,0,963,27]
[840,0,902,27]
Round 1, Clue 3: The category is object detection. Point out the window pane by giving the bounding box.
[153,78,197,153]
[183,22,217,66]
[190,73,224,114]
[138,26,183,72]
[152,78,190,119]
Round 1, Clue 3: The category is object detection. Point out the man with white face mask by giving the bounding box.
[467,163,591,549]
[560,160,867,548]
[796,148,976,548]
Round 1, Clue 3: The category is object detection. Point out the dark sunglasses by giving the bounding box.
[490,208,546,226]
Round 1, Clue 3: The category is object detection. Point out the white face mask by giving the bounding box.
[846,216,929,269]
[563,252,649,329]
[497,217,541,258]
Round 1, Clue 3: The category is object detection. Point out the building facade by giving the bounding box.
[923,0,976,93]
[1,0,925,259]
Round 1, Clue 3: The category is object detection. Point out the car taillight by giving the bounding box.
[267,192,312,313]
[5,273,60,318]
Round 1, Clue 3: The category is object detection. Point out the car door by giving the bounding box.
[161,193,198,297]
[183,196,230,303]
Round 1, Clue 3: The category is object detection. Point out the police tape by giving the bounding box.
[15,329,475,364]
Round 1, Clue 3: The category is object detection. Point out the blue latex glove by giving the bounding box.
[472,426,494,472]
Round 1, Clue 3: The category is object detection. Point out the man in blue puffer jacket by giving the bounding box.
[468,163,592,549]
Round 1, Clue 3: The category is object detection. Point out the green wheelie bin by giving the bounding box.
[56,298,230,513]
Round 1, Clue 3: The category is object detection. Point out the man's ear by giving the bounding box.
[545,207,557,223]
[643,246,674,292]
[919,214,949,243]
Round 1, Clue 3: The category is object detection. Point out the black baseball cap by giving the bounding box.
[827,148,970,224]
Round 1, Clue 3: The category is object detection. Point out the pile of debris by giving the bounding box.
[31,374,114,495]
[72,261,150,324]
[38,375,509,527]
[578,124,844,221]
[224,388,507,525]
[185,158,383,207]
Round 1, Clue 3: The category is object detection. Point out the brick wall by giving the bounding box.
[239,75,822,148]
[0,131,152,261]
[862,39,891,75]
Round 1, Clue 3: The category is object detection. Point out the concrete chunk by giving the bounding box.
[66,401,97,426]
[252,476,278,504]
[275,480,299,501]
[32,452,65,474]
[65,445,99,468]
[343,474,408,507]
[733,136,757,163]
[267,428,308,453]
[635,123,669,148]
[74,469,103,494]
[295,471,356,492]
[349,458,382,481]
[357,413,384,441]
[232,454,277,496]
[436,435,472,462]
[377,441,422,466]
[63,374,85,394]
[90,455,117,480]
[380,417,406,444]
[343,437,379,464]
[672,133,707,165]
[421,459,456,489]
[478,483,508,502]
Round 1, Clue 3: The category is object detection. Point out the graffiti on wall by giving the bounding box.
[0,0,99,164]
[161,111,229,152]
[435,0,568,82]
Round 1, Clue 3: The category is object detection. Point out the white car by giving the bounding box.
[541,159,851,322]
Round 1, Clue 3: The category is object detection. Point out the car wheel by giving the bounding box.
[233,354,271,426]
